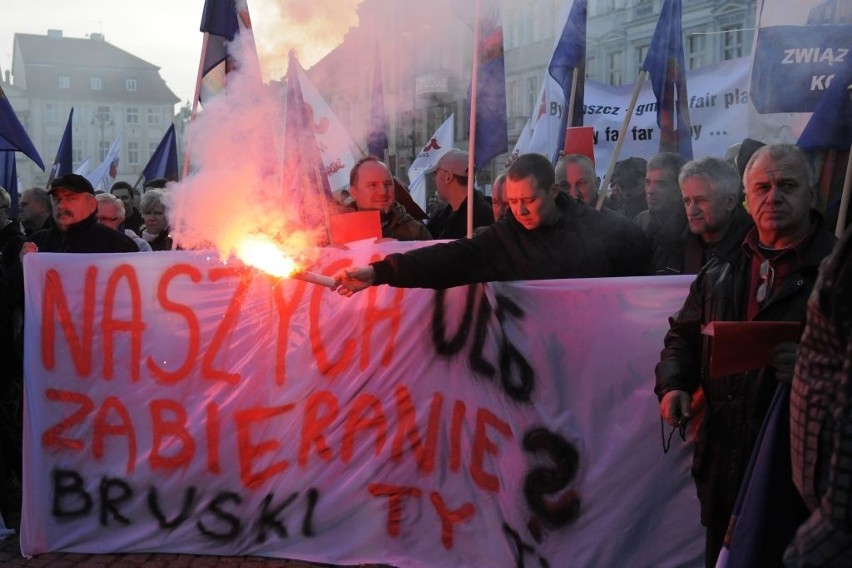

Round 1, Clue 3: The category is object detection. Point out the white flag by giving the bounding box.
[85,134,122,191]
[508,118,533,166]
[73,157,91,176]
[296,66,359,192]
[526,74,564,162]
[407,114,455,209]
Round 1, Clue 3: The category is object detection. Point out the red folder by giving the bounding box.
[329,210,382,244]
[702,321,801,378]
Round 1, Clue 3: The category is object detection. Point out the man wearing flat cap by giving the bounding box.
[427,148,494,239]
[21,173,138,256]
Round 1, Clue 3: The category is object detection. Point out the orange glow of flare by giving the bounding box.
[236,235,298,277]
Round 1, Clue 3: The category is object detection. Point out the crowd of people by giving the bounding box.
[1,141,850,566]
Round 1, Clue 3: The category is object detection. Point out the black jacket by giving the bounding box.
[427,191,494,239]
[372,192,651,289]
[0,220,25,270]
[655,218,836,528]
[28,212,139,253]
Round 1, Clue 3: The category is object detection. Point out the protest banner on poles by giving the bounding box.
[21,244,702,566]
[517,57,751,173]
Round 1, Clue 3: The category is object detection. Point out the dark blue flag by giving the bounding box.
[283,51,333,237]
[640,0,692,159]
[467,1,508,170]
[142,124,179,184]
[198,0,257,102]
[548,0,587,162]
[0,83,45,170]
[48,108,74,185]
[717,384,805,567]
[797,64,852,151]
[200,0,238,74]
[367,43,389,159]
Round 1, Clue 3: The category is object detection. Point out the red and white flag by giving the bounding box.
[407,113,455,209]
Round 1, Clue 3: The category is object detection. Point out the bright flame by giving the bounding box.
[236,235,298,277]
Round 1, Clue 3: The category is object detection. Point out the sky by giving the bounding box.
[0,0,363,104]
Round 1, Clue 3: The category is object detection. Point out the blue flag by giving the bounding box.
[468,1,508,170]
[48,108,74,185]
[283,51,333,236]
[548,0,587,162]
[200,0,238,71]
[0,83,45,170]
[716,384,805,567]
[367,43,389,158]
[142,124,179,184]
[640,0,692,159]
[198,0,256,102]
[797,64,852,151]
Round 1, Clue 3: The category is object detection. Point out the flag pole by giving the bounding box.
[836,147,852,238]
[562,67,580,153]
[594,70,646,211]
[466,0,483,239]
[183,32,210,179]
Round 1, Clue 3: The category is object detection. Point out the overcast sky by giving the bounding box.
[0,0,362,104]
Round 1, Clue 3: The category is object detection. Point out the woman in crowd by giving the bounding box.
[140,189,173,251]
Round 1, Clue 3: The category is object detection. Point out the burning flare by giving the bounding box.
[235,234,336,289]
[236,234,297,277]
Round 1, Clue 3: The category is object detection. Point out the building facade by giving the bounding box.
[307,0,756,194]
[3,30,179,189]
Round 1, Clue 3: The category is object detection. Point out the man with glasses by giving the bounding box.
[654,144,837,566]
[426,148,493,239]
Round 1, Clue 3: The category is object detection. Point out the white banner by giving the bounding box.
[21,245,702,567]
[518,57,751,172]
[297,66,359,192]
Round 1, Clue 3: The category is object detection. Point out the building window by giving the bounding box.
[607,51,623,86]
[46,104,60,123]
[688,33,706,70]
[526,76,537,117]
[126,107,139,124]
[507,79,518,118]
[149,142,158,156]
[91,77,102,91]
[126,79,137,92]
[58,75,70,89]
[586,56,597,80]
[721,25,744,60]
[635,44,649,72]
[128,141,139,165]
[72,146,83,163]
[93,106,111,124]
[148,108,161,125]
[98,141,110,162]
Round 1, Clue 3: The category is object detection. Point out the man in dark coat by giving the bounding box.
[676,157,754,274]
[655,144,836,566]
[426,148,494,239]
[23,173,138,255]
[334,153,651,295]
[343,156,431,241]
[0,187,25,270]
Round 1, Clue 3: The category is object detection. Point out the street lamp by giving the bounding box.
[91,107,113,161]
